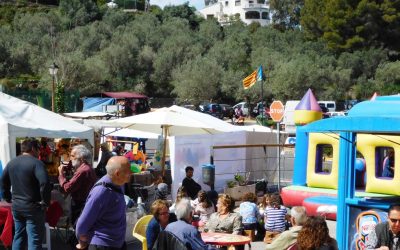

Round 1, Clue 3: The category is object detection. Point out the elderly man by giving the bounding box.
[58,144,97,225]
[265,206,307,250]
[366,205,400,250]
[76,156,132,250]
[165,197,214,250]
[1,138,51,249]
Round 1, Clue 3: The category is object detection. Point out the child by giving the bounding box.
[239,192,259,230]
[169,186,189,213]
[264,193,288,243]
[259,193,272,215]
[193,190,215,228]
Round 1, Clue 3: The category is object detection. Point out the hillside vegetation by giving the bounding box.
[1,0,400,106]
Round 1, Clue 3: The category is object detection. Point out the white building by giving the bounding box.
[199,0,271,26]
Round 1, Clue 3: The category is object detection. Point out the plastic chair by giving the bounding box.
[132,215,153,250]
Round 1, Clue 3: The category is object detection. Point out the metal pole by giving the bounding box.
[277,121,281,190]
[161,126,168,177]
[51,75,55,112]
[261,78,264,121]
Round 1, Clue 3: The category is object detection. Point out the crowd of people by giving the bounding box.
[1,137,132,249]
[4,137,400,250]
[145,166,339,250]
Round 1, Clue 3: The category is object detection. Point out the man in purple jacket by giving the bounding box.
[75,156,131,250]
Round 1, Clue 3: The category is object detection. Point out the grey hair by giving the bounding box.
[175,197,192,221]
[72,144,92,164]
[106,157,120,175]
[291,206,307,226]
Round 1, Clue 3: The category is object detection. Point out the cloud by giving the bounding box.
[151,0,204,10]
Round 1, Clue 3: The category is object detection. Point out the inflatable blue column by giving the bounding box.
[336,132,356,250]
[292,89,322,186]
[293,127,308,185]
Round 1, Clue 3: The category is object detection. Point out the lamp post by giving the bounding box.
[49,63,59,112]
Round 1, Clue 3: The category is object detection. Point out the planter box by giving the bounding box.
[224,183,256,201]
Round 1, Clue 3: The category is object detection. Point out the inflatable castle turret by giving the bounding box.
[294,88,323,126]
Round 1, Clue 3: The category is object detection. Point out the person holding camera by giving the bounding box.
[58,144,97,225]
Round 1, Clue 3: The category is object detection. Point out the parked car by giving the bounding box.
[318,101,336,112]
[318,104,330,118]
[233,102,250,116]
[198,103,224,119]
[220,104,234,119]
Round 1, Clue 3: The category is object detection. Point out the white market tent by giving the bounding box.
[0,92,94,168]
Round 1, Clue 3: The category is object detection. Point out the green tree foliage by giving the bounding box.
[301,0,400,54]
[269,0,304,30]
[1,1,400,109]
[161,3,203,29]
[59,0,100,28]
[372,61,400,95]
[171,56,223,104]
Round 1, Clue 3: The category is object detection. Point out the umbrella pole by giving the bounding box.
[161,125,168,177]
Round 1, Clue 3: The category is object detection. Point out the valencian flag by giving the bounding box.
[242,66,263,89]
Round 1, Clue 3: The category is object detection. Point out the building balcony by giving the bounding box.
[243,3,269,9]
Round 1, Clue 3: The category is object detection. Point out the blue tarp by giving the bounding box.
[82,97,115,112]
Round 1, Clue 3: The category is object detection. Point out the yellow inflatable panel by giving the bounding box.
[307,133,339,189]
[358,134,400,195]
[294,110,322,126]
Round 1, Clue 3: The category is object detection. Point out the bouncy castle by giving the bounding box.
[281,91,400,249]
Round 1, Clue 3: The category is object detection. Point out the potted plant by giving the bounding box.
[224,172,256,200]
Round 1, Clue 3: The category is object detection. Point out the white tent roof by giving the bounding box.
[0,92,94,166]
[104,105,241,136]
[103,128,159,139]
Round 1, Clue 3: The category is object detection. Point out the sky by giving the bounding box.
[151,0,205,11]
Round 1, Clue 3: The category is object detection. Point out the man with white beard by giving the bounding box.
[58,144,97,225]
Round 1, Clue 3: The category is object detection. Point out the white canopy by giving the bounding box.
[104,105,241,136]
[103,127,159,139]
[0,92,94,167]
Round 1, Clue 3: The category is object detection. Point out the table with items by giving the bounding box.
[201,232,251,248]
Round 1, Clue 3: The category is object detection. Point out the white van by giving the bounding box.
[282,100,300,134]
[318,101,336,112]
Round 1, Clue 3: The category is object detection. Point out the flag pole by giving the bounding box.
[261,66,264,123]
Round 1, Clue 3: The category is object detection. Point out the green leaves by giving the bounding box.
[1,1,400,109]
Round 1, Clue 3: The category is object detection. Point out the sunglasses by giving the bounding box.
[389,218,400,223]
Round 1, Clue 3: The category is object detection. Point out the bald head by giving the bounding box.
[106,156,131,186]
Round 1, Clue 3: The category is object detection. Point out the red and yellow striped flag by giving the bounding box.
[242,66,263,89]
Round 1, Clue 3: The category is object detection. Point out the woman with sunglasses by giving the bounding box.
[146,199,177,250]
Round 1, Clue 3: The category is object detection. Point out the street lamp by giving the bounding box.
[49,62,59,112]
